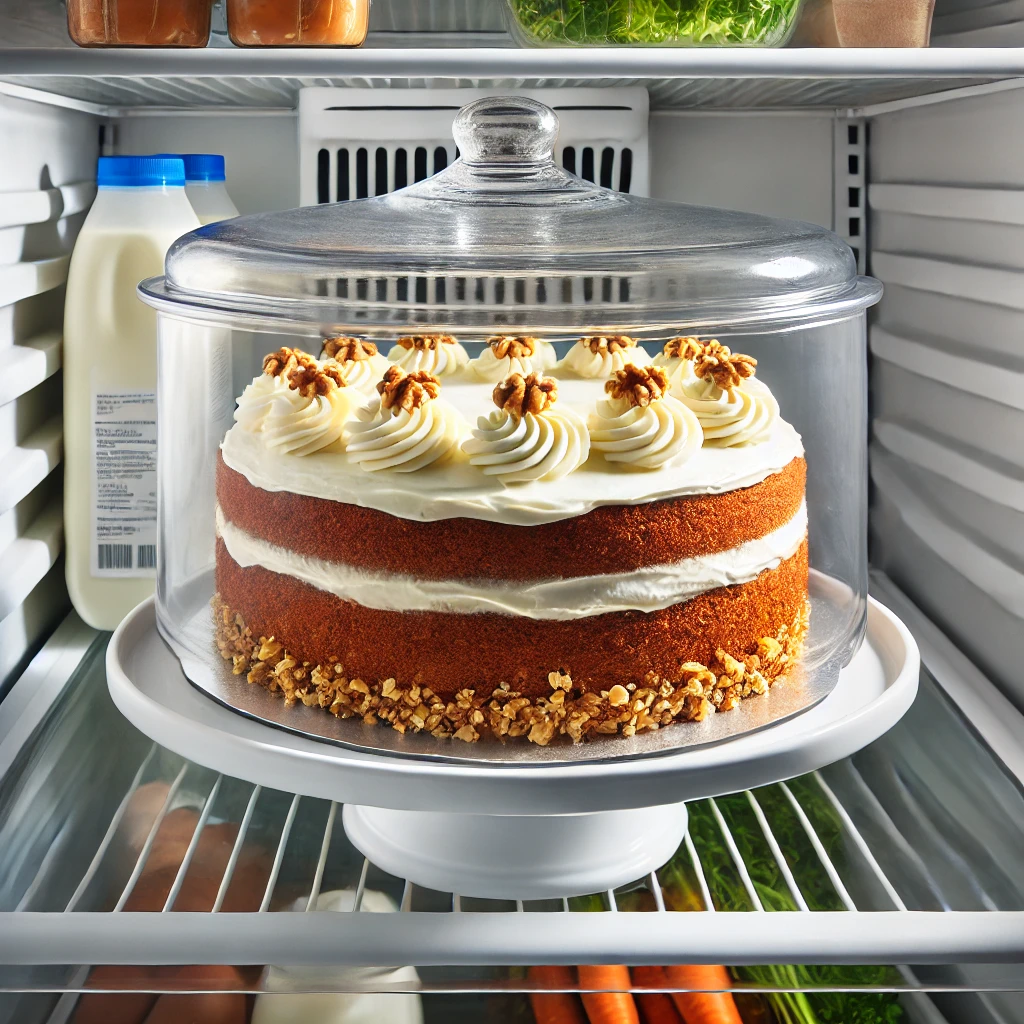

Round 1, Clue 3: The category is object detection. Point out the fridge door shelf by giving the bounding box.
[104,592,918,899]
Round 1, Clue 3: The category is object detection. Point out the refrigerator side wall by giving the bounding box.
[0,90,97,695]
[868,86,1024,709]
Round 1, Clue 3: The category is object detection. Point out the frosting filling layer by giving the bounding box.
[215,501,807,620]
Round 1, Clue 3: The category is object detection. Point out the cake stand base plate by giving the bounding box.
[342,802,689,901]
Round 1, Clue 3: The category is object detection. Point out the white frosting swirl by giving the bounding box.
[559,340,651,379]
[233,371,291,433]
[258,384,355,457]
[672,365,779,448]
[469,340,557,382]
[346,398,464,473]
[325,353,390,395]
[387,338,469,376]
[589,394,703,470]
[463,406,590,483]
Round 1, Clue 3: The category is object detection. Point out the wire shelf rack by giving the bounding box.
[2,584,1023,989]
[1,48,1023,114]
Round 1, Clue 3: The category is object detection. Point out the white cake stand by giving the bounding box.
[107,596,918,900]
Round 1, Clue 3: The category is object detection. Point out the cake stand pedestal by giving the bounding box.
[107,596,918,900]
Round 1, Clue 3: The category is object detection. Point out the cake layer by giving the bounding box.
[216,455,806,583]
[215,538,808,699]
[216,501,807,619]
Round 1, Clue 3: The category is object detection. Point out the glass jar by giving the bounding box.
[67,0,213,46]
[503,0,804,46]
[226,0,369,46]
[139,97,879,751]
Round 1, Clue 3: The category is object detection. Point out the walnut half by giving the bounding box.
[694,340,757,393]
[493,372,557,417]
[263,346,316,378]
[287,361,347,398]
[605,364,669,408]
[487,335,538,360]
[378,364,441,413]
[581,334,637,353]
[322,336,378,362]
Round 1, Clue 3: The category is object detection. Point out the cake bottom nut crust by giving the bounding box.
[211,591,809,747]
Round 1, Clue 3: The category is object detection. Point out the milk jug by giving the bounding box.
[64,155,199,630]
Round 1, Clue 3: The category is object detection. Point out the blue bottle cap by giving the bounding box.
[156,153,227,183]
[97,156,185,188]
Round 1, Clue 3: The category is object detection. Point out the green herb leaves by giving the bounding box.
[508,0,803,46]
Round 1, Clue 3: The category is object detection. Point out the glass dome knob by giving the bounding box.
[452,96,559,165]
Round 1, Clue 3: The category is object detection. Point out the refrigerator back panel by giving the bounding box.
[298,86,651,206]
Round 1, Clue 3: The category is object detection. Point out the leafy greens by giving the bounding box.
[658,776,906,1024]
[508,0,804,46]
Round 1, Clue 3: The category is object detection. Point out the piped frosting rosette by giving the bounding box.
[589,365,703,470]
[469,335,557,382]
[346,365,464,473]
[321,336,390,394]
[662,337,779,448]
[387,333,469,376]
[234,347,357,456]
[463,372,590,483]
[559,335,651,379]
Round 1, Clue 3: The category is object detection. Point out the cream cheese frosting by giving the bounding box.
[346,392,463,473]
[234,363,361,457]
[469,337,557,382]
[672,366,779,447]
[324,352,390,394]
[589,392,703,470]
[559,336,651,378]
[233,371,290,433]
[387,334,469,376]
[222,415,802,525]
[217,501,808,620]
[463,405,590,482]
[222,344,803,524]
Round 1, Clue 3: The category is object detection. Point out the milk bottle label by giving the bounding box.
[91,387,158,578]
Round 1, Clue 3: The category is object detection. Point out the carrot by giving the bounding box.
[663,964,743,1024]
[632,966,683,1024]
[529,965,587,1024]
[578,965,640,1024]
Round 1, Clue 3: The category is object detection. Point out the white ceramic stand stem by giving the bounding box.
[342,803,690,900]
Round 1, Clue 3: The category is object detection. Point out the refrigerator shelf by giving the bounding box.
[1,47,1024,113]
[1,578,1023,978]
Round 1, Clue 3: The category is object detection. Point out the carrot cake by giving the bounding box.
[214,334,808,746]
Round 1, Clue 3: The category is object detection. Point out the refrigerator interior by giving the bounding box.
[1,1,1024,1020]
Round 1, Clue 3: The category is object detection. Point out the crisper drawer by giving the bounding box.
[0,577,1022,1024]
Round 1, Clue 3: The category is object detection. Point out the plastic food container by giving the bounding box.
[831,0,935,46]
[226,0,369,46]
[138,96,880,753]
[67,0,213,46]
[503,0,804,46]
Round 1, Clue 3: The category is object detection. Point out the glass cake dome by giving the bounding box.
[139,96,881,756]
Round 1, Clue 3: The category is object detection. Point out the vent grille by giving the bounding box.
[314,143,638,204]
[300,86,650,207]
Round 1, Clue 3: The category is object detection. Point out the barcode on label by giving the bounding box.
[98,544,133,570]
[137,544,157,569]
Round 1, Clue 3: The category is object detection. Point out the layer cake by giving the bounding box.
[214,335,809,745]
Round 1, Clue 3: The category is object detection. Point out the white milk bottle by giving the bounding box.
[64,156,199,630]
[181,153,239,224]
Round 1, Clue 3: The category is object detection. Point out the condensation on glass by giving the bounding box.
[138,96,881,681]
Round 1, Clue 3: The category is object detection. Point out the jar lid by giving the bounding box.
[141,97,879,335]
